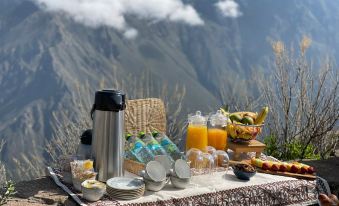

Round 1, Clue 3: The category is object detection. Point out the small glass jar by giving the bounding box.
[208,110,228,150]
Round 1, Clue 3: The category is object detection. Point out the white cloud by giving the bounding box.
[215,0,242,18]
[33,0,204,38]
[123,28,138,39]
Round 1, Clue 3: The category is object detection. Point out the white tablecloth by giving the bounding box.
[118,170,316,205]
[49,168,317,206]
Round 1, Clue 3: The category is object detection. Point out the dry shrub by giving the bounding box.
[259,36,339,160]
[45,82,92,166]
[109,67,187,144]
[11,154,44,181]
[0,140,6,185]
[218,70,263,113]
[46,69,186,165]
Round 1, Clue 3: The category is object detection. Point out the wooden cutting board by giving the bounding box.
[231,160,316,180]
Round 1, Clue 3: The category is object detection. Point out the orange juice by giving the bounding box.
[208,128,227,150]
[186,125,208,151]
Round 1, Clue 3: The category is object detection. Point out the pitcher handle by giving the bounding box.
[90,104,95,120]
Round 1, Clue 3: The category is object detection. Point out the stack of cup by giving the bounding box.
[170,159,191,189]
[140,161,168,191]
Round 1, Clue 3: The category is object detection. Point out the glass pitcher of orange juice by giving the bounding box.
[208,110,228,150]
[186,111,208,152]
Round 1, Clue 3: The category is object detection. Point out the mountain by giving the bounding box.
[0,0,338,180]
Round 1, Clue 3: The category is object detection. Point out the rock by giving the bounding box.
[302,157,339,197]
[6,177,76,206]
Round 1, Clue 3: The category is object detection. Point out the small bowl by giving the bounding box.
[143,177,168,191]
[81,180,106,202]
[72,175,96,191]
[170,176,190,189]
[232,167,256,180]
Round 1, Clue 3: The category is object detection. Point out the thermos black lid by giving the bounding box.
[93,89,126,112]
[80,129,92,145]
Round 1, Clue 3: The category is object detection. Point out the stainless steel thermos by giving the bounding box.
[91,89,126,182]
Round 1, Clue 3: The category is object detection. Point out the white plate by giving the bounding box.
[107,191,144,196]
[107,193,144,199]
[108,194,143,200]
[106,177,144,191]
[106,188,144,195]
[107,189,144,199]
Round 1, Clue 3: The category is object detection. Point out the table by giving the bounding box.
[226,140,266,160]
[48,167,317,206]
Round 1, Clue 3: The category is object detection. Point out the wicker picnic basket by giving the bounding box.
[123,98,167,175]
[124,98,167,135]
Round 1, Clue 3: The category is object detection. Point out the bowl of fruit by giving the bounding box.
[223,107,268,143]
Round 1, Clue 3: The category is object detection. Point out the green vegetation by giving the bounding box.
[264,135,321,160]
[0,181,16,206]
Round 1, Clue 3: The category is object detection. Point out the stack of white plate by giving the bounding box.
[106,177,145,200]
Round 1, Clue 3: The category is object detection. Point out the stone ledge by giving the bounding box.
[6,177,76,206]
[302,157,339,196]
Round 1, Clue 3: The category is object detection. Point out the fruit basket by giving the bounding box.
[227,123,264,143]
[222,107,268,143]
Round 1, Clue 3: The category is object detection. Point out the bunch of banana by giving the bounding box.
[221,106,269,140]
[229,111,258,125]
[227,106,268,125]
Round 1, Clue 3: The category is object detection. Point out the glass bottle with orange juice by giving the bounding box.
[186,111,208,152]
[208,110,228,150]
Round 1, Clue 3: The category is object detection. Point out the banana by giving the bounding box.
[254,106,269,125]
[229,114,242,122]
[220,108,232,123]
[220,108,230,116]
[292,162,311,168]
[230,111,258,120]
[226,124,237,138]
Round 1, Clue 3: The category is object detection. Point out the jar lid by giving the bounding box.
[209,110,228,127]
[188,111,207,125]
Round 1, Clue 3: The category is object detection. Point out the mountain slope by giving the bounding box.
[0,0,339,180]
[0,0,223,179]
